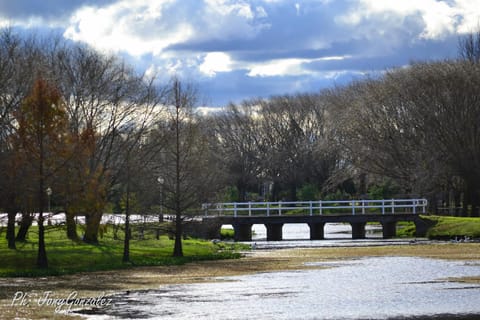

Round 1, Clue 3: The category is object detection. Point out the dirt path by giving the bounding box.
[1,243,479,319]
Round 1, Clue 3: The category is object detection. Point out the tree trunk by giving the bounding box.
[358,173,367,196]
[271,182,281,201]
[454,190,462,217]
[123,163,131,263]
[172,86,183,258]
[173,215,183,257]
[445,190,451,215]
[37,156,48,268]
[463,182,479,217]
[428,195,438,215]
[36,213,48,268]
[462,189,470,217]
[6,211,17,249]
[289,183,297,201]
[123,211,130,262]
[470,187,479,217]
[16,213,33,242]
[237,182,247,202]
[83,212,102,244]
[65,211,78,241]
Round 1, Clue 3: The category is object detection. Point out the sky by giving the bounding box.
[1,0,480,107]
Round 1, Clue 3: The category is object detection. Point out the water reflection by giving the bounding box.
[251,223,383,241]
[80,257,480,320]
[248,223,411,250]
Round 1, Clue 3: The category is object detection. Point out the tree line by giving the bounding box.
[0,28,223,263]
[1,28,479,265]
[211,34,480,217]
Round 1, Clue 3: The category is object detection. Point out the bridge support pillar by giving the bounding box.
[265,223,283,241]
[351,222,366,239]
[414,218,431,237]
[233,223,253,241]
[381,221,397,239]
[309,222,325,240]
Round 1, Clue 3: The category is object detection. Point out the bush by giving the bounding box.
[323,190,352,201]
[297,184,319,201]
[367,180,400,199]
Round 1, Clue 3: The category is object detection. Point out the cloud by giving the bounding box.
[64,0,194,56]
[0,0,116,28]
[196,106,225,116]
[247,58,311,77]
[246,56,349,77]
[455,0,480,33]
[205,0,255,19]
[2,0,480,106]
[62,0,270,57]
[199,52,234,77]
[338,0,480,40]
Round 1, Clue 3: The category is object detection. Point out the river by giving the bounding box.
[77,224,480,320]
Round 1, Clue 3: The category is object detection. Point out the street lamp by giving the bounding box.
[157,177,164,218]
[156,177,165,240]
[45,187,52,213]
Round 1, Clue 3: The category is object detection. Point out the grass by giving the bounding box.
[220,227,235,239]
[0,224,246,277]
[396,221,417,237]
[425,215,480,239]
[396,215,480,239]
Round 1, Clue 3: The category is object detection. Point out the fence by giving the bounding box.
[202,199,428,217]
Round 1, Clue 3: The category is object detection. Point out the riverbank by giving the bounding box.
[1,242,479,319]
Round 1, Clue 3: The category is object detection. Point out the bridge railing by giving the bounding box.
[202,199,428,217]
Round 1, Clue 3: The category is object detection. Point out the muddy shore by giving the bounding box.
[1,243,479,319]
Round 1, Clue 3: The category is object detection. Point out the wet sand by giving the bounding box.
[1,243,479,319]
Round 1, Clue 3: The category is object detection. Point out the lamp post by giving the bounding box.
[156,177,164,240]
[157,177,164,217]
[45,187,52,213]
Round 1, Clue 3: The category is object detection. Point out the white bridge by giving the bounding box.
[201,198,429,241]
[203,198,428,217]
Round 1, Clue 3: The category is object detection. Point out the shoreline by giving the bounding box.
[1,242,480,319]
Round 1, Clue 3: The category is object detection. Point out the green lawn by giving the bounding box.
[397,215,480,239]
[425,215,480,239]
[220,227,235,239]
[0,224,246,277]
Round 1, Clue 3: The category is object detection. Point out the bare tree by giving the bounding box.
[458,29,480,63]
[213,101,263,201]
[400,61,480,215]
[329,59,480,215]
[49,43,163,243]
[327,77,426,192]
[0,29,24,249]
[256,94,339,200]
[0,29,49,249]
[0,29,166,255]
[116,87,163,262]
[152,78,219,257]
[213,93,341,202]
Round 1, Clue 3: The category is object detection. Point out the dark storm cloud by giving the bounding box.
[0,1,116,21]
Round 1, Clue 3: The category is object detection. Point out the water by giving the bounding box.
[79,257,480,319]
[76,225,480,319]
[250,223,383,240]
[246,223,422,249]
